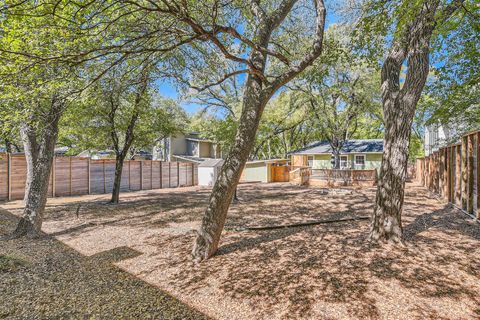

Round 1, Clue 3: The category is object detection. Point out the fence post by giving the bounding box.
[103,159,106,194]
[159,161,162,189]
[128,160,131,191]
[87,158,91,195]
[467,134,474,214]
[140,161,143,190]
[177,162,180,187]
[169,162,171,188]
[69,156,73,196]
[192,163,195,186]
[477,132,480,218]
[7,153,11,201]
[52,156,56,198]
[151,160,153,189]
[461,137,468,210]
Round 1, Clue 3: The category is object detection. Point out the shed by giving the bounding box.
[198,159,224,186]
[241,159,289,183]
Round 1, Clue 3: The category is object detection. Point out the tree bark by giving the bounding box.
[191,0,326,262]
[369,0,463,243]
[110,153,126,203]
[11,100,63,238]
[107,74,146,204]
[192,73,268,262]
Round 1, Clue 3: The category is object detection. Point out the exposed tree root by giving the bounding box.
[227,216,369,232]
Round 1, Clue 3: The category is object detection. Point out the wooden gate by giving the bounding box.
[271,165,290,182]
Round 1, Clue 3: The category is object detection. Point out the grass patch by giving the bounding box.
[0,255,29,272]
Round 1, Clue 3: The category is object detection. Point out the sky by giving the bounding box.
[156,80,201,114]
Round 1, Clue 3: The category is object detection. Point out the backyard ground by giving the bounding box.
[1,182,479,320]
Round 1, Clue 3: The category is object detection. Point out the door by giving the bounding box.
[272,165,290,182]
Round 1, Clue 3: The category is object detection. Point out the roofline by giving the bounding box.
[185,138,215,143]
[246,158,289,164]
[171,155,203,163]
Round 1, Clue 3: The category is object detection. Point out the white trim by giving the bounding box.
[354,154,366,166]
[340,155,349,169]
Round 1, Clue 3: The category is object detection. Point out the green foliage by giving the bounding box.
[0,0,89,143]
[59,81,186,156]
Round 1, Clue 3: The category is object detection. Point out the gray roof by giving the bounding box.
[172,155,206,163]
[198,158,224,167]
[289,139,384,155]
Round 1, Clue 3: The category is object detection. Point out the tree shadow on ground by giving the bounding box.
[2,183,478,320]
[0,209,209,320]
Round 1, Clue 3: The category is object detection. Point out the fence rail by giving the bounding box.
[0,154,198,201]
[311,168,377,186]
[289,167,311,185]
[416,130,480,219]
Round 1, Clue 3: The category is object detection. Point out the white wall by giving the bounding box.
[198,167,216,186]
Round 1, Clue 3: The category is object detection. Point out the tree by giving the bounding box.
[358,0,468,243]
[252,91,311,159]
[60,66,185,203]
[294,26,382,168]
[183,0,327,262]
[0,1,87,238]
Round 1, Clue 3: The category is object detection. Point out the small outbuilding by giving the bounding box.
[240,159,289,183]
[198,159,224,186]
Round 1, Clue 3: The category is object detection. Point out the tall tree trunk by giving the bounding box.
[192,74,267,262]
[12,101,63,238]
[333,149,340,169]
[191,0,326,262]
[369,0,458,243]
[369,101,415,243]
[110,153,126,203]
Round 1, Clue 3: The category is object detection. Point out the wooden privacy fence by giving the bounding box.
[416,130,480,219]
[0,153,198,201]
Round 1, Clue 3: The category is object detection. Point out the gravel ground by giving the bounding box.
[0,209,208,319]
[1,182,479,320]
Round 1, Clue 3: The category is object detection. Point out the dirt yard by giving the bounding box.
[1,182,479,320]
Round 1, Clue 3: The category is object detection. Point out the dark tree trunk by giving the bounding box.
[333,149,341,169]
[191,0,326,262]
[370,101,415,243]
[192,74,268,262]
[369,0,463,243]
[110,153,126,203]
[233,186,239,202]
[5,139,13,153]
[107,75,145,204]
[11,101,63,238]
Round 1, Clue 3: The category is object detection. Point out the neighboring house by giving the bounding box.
[153,132,222,163]
[289,139,384,170]
[424,122,465,156]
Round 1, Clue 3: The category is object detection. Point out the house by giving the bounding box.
[289,139,384,170]
[153,132,222,163]
[424,122,465,156]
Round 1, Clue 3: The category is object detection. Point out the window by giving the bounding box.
[307,155,314,167]
[355,155,366,167]
[340,155,348,168]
